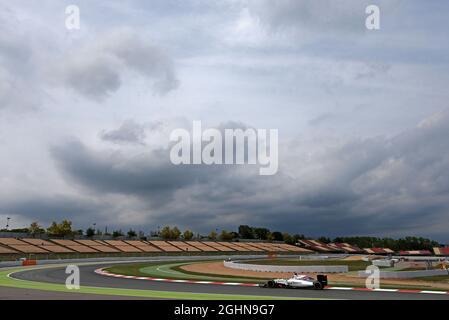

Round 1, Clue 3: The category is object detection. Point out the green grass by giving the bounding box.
[240,259,371,271]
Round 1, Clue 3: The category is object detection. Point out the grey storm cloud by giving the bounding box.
[246,0,398,33]
[2,195,110,227]
[45,110,449,240]
[100,120,147,145]
[2,1,449,241]
[0,14,41,112]
[57,29,179,100]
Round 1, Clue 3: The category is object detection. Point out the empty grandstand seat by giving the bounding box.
[21,239,74,253]
[73,240,119,253]
[203,242,235,251]
[0,245,18,254]
[185,241,218,251]
[148,241,182,252]
[168,241,201,252]
[217,242,250,251]
[399,250,432,256]
[299,240,342,252]
[434,247,449,256]
[0,238,50,253]
[124,241,161,252]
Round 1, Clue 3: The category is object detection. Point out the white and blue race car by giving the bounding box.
[261,274,328,290]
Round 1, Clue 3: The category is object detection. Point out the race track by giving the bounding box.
[4,260,449,300]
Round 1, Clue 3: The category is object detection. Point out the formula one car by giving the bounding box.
[261,274,328,290]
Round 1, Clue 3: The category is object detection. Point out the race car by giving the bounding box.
[261,274,328,290]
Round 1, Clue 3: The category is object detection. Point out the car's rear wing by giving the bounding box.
[317,274,328,287]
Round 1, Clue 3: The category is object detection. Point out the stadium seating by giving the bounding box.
[363,248,395,254]
[168,241,201,252]
[103,240,143,253]
[148,241,183,252]
[217,242,251,251]
[0,245,18,254]
[0,238,50,253]
[49,239,97,253]
[202,242,235,251]
[273,243,313,253]
[328,243,366,253]
[227,242,263,251]
[124,241,161,252]
[434,247,449,256]
[398,250,432,256]
[185,241,218,251]
[299,240,344,252]
[73,240,120,253]
[21,239,74,253]
[245,243,288,252]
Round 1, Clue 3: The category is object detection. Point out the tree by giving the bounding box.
[208,230,217,240]
[46,220,74,237]
[112,230,124,238]
[292,234,305,243]
[183,230,194,241]
[160,226,171,239]
[170,227,181,240]
[271,231,283,241]
[29,222,45,237]
[318,236,331,244]
[219,230,233,241]
[238,225,254,239]
[283,232,294,244]
[86,227,95,238]
[254,227,270,240]
[127,229,137,238]
[59,220,73,236]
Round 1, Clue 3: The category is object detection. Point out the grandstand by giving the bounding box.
[185,241,218,252]
[0,245,18,254]
[328,243,366,254]
[203,242,235,252]
[51,239,98,253]
[21,239,74,253]
[299,240,344,253]
[0,236,420,257]
[124,241,161,252]
[230,243,263,252]
[218,242,251,251]
[0,238,49,254]
[168,241,201,252]
[363,248,395,254]
[73,240,120,253]
[246,243,287,252]
[398,250,432,256]
[433,247,449,256]
[148,241,183,252]
[103,240,143,253]
[274,243,313,253]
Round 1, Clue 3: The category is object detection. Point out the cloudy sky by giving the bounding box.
[1,0,449,241]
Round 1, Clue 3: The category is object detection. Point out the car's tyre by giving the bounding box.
[313,281,324,290]
[267,280,276,288]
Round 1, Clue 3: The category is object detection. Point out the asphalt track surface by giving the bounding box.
[9,263,449,300]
